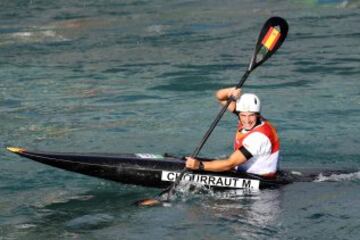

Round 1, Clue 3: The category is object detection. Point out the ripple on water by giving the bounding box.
[65,213,114,230]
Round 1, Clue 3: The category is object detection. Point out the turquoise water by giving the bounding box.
[1,0,360,239]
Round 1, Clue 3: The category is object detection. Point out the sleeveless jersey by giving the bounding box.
[234,120,280,176]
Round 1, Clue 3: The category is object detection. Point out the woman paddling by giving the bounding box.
[186,87,280,178]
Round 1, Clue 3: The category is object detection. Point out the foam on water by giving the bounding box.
[168,180,260,203]
[0,29,69,46]
[314,171,360,182]
[15,223,37,230]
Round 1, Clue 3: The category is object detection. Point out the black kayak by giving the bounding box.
[6,147,353,191]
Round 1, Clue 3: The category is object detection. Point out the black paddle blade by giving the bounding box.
[249,16,289,71]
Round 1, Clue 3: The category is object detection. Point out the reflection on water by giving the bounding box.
[167,182,283,238]
[204,189,282,238]
[153,188,283,239]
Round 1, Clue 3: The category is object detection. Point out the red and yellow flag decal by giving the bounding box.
[261,27,281,51]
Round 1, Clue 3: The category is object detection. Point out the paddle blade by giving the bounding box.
[249,16,289,71]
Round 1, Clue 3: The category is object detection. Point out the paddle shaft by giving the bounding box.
[191,70,250,157]
[165,70,251,199]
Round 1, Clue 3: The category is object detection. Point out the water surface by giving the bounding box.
[1,0,359,239]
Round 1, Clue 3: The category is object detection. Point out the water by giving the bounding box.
[1,0,359,239]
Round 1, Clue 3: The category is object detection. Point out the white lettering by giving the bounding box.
[161,171,260,190]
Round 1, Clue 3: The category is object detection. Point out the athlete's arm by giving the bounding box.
[186,149,249,172]
[215,87,241,112]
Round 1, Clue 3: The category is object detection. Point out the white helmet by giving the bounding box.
[236,93,261,113]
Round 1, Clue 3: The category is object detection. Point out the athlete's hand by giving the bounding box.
[228,87,242,100]
[185,157,200,170]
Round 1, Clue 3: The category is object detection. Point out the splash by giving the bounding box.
[170,181,259,202]
[314,171,360,182]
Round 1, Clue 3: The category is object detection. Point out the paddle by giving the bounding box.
[136,16,289,206]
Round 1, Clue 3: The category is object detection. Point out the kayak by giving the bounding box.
[5,147,353,191]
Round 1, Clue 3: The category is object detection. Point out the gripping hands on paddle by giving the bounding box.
[227,87,242,100]
[136,16,289,207]
[185,156,202,170]
[216,87,242,111]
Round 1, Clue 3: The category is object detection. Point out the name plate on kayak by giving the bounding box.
[161,171,260,191]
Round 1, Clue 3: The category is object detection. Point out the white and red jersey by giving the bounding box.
[234,120,280,176]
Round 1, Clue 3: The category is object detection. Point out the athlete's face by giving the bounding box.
[239,112,258,130]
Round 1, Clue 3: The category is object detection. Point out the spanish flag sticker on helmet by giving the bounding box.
[261,26,281,51]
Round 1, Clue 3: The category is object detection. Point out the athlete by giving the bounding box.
[185,87,280,178]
